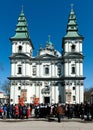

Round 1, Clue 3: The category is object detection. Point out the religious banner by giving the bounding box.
[21,89,27,101]
[66,89,71,103]
[18,97,24,106]
[34,98,39,106]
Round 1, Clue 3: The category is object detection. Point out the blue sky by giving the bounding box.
[0,0,93,90]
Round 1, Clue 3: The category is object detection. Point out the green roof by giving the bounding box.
[64,9,82,38]
[10,8,30,40]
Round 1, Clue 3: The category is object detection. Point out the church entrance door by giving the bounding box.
[44,97,50,104]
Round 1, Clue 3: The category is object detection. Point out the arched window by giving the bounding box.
[71,44,75,52]
[45,67,49,74]
[18,66,22,74]
[18,45,22,52]
[43,65,49,75]
[57,65,61,76]
[71,64,76,74]
[72,66,75,74]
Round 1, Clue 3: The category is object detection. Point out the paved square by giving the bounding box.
[0,119,93,130]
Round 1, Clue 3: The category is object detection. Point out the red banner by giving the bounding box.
[34,98,39,106]
[18,97,24,106]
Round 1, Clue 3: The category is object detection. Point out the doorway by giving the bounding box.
[44,97,50,104]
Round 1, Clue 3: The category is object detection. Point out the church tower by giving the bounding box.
[9,7,34,104]
[62,5,85,104]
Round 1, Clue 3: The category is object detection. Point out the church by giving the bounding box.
[8,6,85,105]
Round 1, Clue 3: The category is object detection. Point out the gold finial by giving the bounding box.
[71,3,74,11]
[48,35,51,42]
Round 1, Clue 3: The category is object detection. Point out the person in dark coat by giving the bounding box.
[56,103,63,123]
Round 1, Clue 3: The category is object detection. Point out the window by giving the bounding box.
[45,67,49,74]
[57,66,61,76]
[18,95,20,98]
[72,66,75,74]
[18,45,22,52]
[18,86,21,90]
[73,96,76,101]
[73,87,75,90]
[71,44,75,52]
[32,66,36,76]
[18,66,22,74]
[43,65,49,75]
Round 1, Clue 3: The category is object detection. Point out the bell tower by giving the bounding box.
[9,7,34,104]
[62,5,85,104]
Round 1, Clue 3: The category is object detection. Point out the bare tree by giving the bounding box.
[84,87,93,103]
[1,80,10,95]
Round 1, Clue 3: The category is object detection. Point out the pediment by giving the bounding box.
[36,53,57,59]
[10,53,30,59]
[64,52,84,57]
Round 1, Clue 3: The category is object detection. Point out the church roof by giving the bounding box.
[64,5,83,39]
[10,6,34,49]
[11,8,30,39]
[36,53,58,59]
[45,35,54,50]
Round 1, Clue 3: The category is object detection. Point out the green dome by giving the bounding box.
[46,41,53,45]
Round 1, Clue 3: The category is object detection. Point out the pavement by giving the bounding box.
[0,117,93,130]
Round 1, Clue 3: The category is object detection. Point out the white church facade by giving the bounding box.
[8,7,85,105]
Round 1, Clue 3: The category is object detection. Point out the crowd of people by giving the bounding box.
[0,103,93,122]
[0,103,33,119]
[34,103,93,121]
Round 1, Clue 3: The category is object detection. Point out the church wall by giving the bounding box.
[12,42,17,53]
[22,63,25,76]
[26,63,30,76]
[80,85,84,103]
[76,63,79,76]
[26,85,32,103]
[64,63,69,76]
[80,62,83,76]
[51,86,55,104]
[76,42,79,52]
[36,64,41,77]
[10,85,19,104]
[75,85,79,103]
[79,42,82,52]
[11,63,15,76]
[64,81,83,104]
